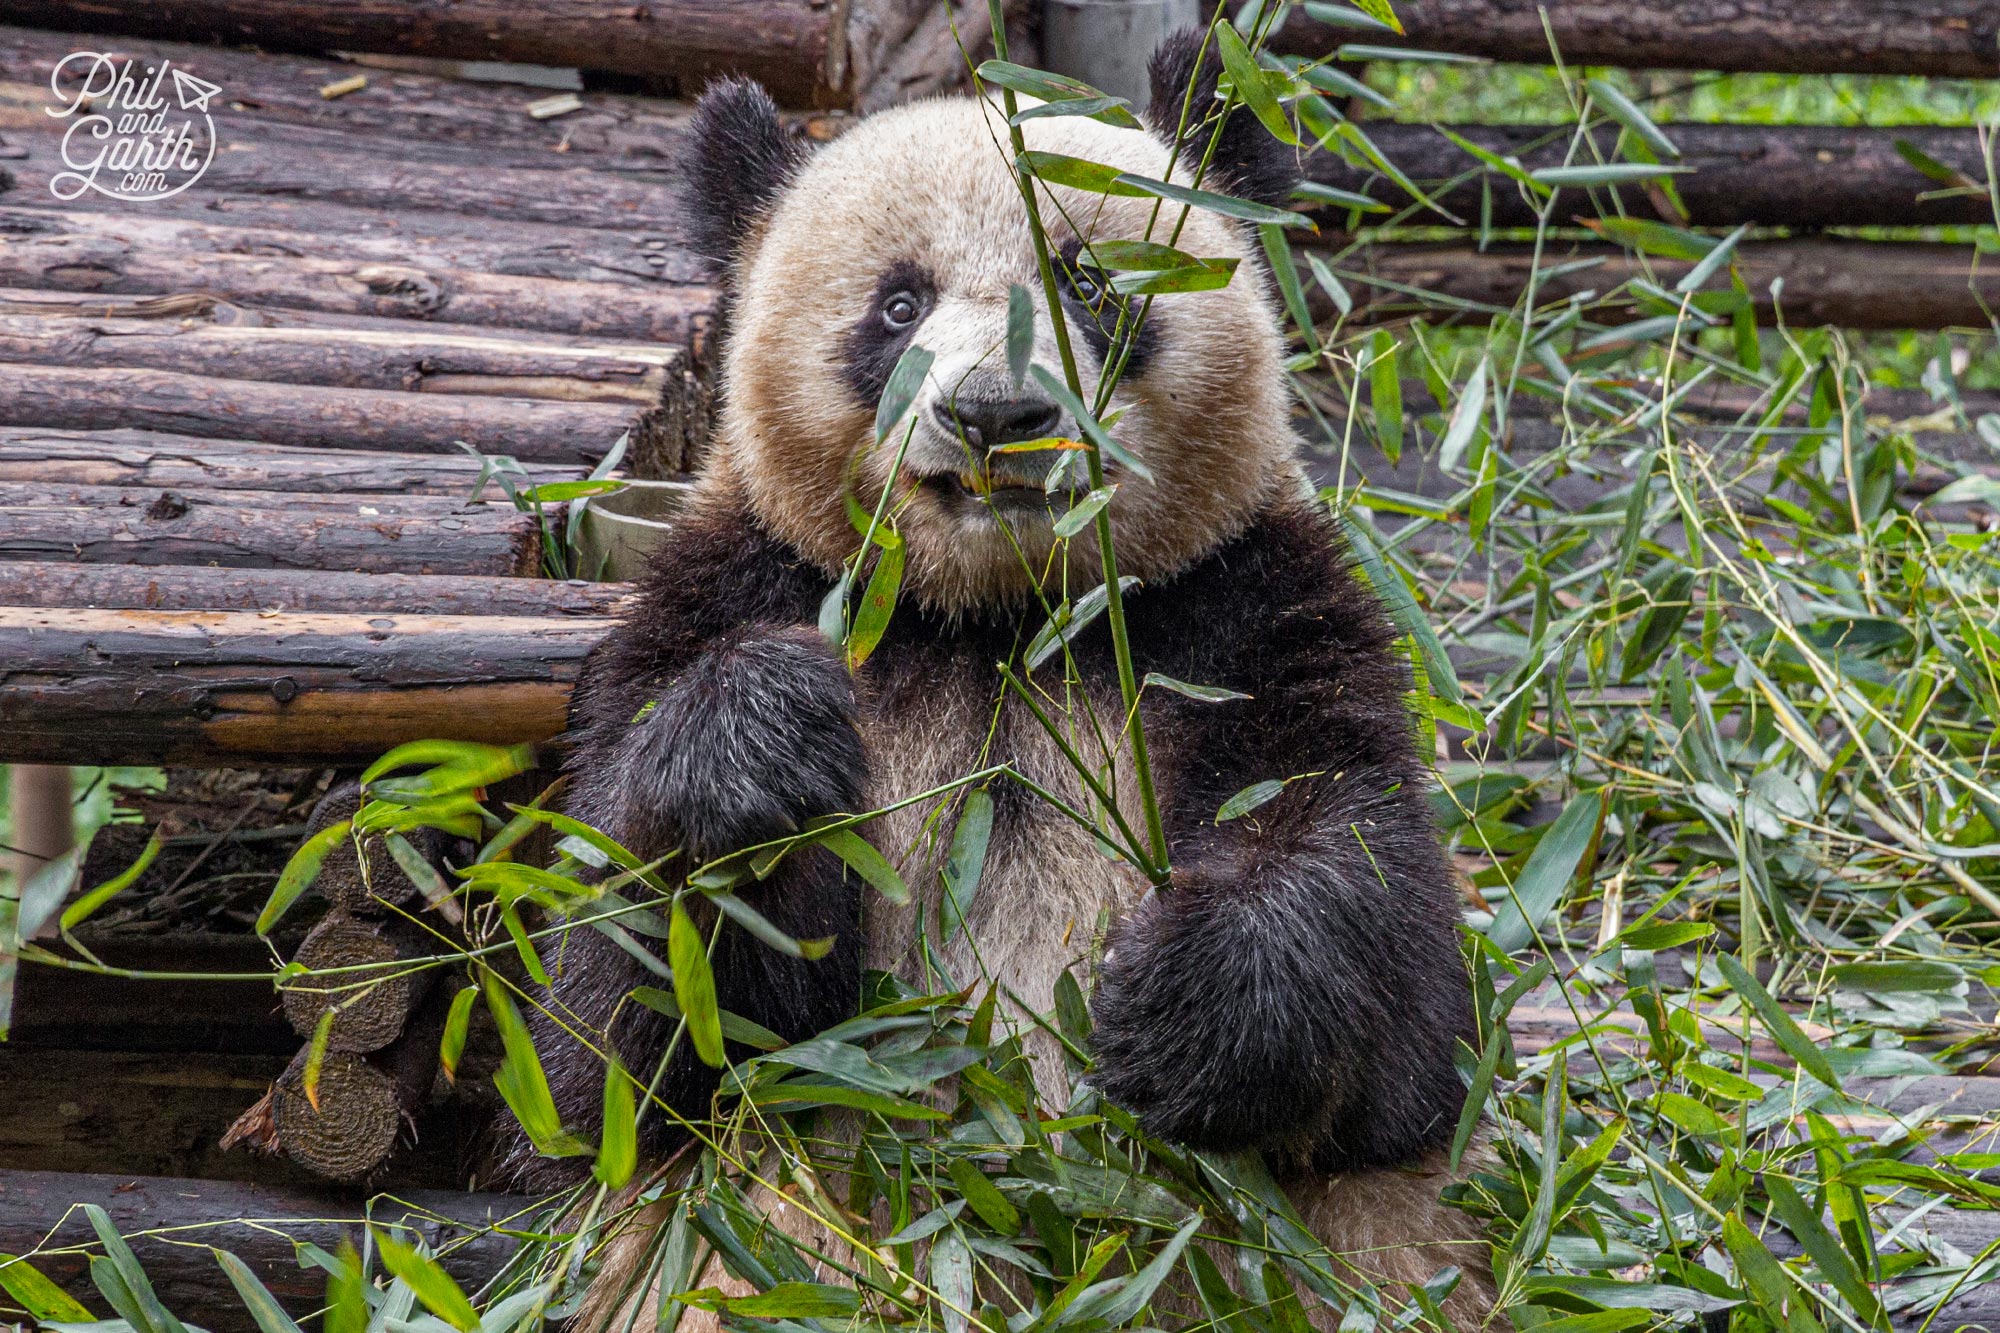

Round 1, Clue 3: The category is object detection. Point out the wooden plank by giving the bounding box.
[0,607,611,765]
[0,488,551,575]
[0,303,688,403]
[1,561,635,617]
[2,0,850,107]
[1334,238,2000,330]
[0,227,712,344]
[1272,0,2000,78]
[1309,122,1993,230]
[0,364,637,462]
[0,1169,526,1333]
[0,428,587,494]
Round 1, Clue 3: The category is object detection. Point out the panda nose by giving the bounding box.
[933,394,1063,451]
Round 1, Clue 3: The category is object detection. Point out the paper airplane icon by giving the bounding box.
[171,67,221,112]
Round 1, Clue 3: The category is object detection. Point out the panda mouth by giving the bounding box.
[925,471,1052,514]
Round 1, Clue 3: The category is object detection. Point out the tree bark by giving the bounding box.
[3,560,635,617]
[0,305,692,405]
[1272,0,2000,78]
[0,428,588,496]
[0,363,641,463]
[2,0,853,107]
[0,487,551,576]
[0,1168,525,1333]
[0,607,610,766]
[1312,123,1995,230]
[1332,238,2000,329]
[0,23,839,159]
[0,230,712,345]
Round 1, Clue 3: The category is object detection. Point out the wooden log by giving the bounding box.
[0,303,692,405]
[280,912,431,1053]
[0,489,550,576]
[1311,122,1994,230]
[1331,238,2000,329]
[269,1049,406,1182]
[3,561,636,617]
[0,0,873,108]
[1271,0,2000,78]
[0,363,641,463]
[0,1168,524,1332]
[10,933,291,1055]
[0,607,610,766]
[297,781,476,919]
[0,228,713,344]
[0,142,707,276]
[3,482,475,513]
[0,23,838,159]
[0,1048,331,1186]
[0,428,588,496]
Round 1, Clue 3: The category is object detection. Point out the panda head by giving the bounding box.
[684,32,1304,615]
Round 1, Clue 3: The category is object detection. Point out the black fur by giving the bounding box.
[508,510,862,1188]
[682,78,812,272]
[840,260,938,407]
[1145,27,1302,209]
[1090,509,1475,1170]
[514,488,1472,1187]
[1057,239,1159,380]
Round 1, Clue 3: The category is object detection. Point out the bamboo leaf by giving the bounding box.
[58,832,161,933]
[438,984,478,1083]
[1007,284,1033,389]
[1714,953,1840,1091]
[670,901,726,1068]
[482,970,590,1157]
[1485,790,1606,954]
[876,343,935,442]
[0,1254,96,1322]
[373,1233,480,1333]
[255,819,351,935]
[593,1062,638,1189]
[814,826,909,906]
[1586,78,1680,159]
[213,1251,304,1333]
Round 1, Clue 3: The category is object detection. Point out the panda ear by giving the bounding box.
[682,78,811,273]
[1145,27,1300,209]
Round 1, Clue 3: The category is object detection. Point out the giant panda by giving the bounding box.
[516,29,1490,1329]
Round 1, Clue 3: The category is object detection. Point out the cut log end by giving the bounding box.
[271,1051,403,1182]
[280,912,421,1053]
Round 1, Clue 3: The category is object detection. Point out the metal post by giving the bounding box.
[1039,0,1206,107]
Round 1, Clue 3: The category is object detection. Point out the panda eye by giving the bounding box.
[1067,264,1108,305]
[882,291,922,330]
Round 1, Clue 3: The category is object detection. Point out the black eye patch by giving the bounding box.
[841,260,937,407]
[1055,239,1158,380]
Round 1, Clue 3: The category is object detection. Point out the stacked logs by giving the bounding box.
[250,784,471,1183]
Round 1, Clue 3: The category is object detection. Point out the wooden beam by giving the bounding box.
[0,429,588,496]
[0,364,639,463]
[1,561,634,617]
[0,1169,528,1333]
[0,0,856,107]
[0,486,551,576]
[0,607,611,766]
[1272,0,2000,78]
[0,228,712,345]
[1330,238,2000,329]
[1311,123,1994,230]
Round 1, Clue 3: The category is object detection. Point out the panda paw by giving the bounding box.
[570,624,867,863]
[1088,877,1340,1152]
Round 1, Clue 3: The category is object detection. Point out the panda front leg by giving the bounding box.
[514,624,869,1183]
[1087,768,1473,1173]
